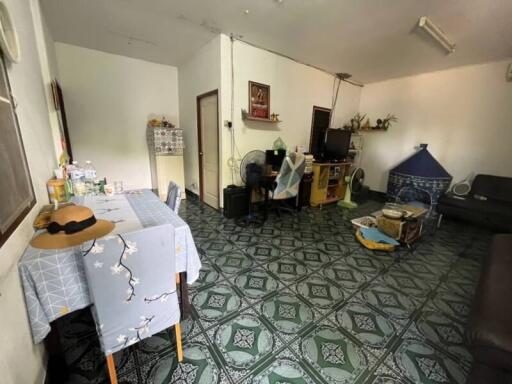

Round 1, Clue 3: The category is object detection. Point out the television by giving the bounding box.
[322,129,351,162]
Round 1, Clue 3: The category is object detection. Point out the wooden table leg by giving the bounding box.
[106,354,118,384]
[178,272,192,319]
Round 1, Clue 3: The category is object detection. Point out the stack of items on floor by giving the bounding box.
[351,203,427,250]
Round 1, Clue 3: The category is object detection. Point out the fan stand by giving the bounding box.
[338,176,358,209]
[235,187,264,228]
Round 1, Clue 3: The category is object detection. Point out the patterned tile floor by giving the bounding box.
[54,197,494,384]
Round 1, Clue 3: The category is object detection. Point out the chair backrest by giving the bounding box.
[82,224,180,355]
[166,181,181,213]
[273,152,306,200]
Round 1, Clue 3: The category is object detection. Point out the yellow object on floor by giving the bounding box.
[355,229,396,252]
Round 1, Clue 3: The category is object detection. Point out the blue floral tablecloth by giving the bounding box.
[19,190,201,343]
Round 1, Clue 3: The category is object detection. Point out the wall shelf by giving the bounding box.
[241,109,281,123]
[357,128,388,132]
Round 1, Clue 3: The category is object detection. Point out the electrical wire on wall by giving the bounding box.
[227,34,243,186]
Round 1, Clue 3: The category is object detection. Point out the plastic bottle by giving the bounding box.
[83,161,97,195]
[69,161,85,196]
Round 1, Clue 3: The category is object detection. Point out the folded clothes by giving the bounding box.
[360,227,400,246]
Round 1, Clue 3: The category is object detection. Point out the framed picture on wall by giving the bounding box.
[248,81,270,119]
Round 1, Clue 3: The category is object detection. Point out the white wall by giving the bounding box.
[220,37,361,191]
[0,0,61,382]
[178,35,222,195]
[359,59,512,192]
[55,43,179,190]
[31,0,62,161]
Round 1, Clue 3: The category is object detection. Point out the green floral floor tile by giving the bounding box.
[146,339,223,384]
[294,274,345,312]
[233,268,282,305]
[261,292,315,338]
[359,284,418,321]
[380,269,432,298]
[207,308,283,383]
[214,251,255,277]
[344,253,386,278]
[269,235,306,251]
[245,243,286,264]
[52,198,494,384]
[198,239,237,257]
[363,363,411,384]
[267,256,310,283]
[334,301,398,353]
[229,232,264,247]
[253,226,282,238]
[298,324,374,384]
[321,261,368,292]
[407,311,472,364]
[290,247,332,270]
[192,261,222,289]
[244,348,322,384]
[428,292,471,323]
[192,283,245,328]
[385,339,468,384]
[394,259,447,283]
[313,239,351,258]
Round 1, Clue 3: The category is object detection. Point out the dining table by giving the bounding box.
[18,189,201,344]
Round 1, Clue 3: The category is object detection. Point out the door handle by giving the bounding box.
[199,152,204,156]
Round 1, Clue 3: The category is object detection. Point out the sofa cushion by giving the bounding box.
[438,194,512,218]
[471,175,512,203]
[468,234,512,370]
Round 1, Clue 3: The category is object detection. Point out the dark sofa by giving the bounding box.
[467,234,512,383]
[437,174,512,231]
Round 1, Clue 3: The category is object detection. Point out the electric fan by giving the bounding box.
[451,173,474,196]
[236,150,266,227]
[240,150,266,184]
[339,168,365,209]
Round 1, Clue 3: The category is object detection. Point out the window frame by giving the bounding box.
[0,54,36,247]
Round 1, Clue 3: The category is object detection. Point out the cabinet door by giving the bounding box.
[310,166,328,205]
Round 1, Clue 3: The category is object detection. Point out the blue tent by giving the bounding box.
[387,144,452,213]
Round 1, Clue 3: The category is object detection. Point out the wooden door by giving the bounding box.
[197,91,219,209]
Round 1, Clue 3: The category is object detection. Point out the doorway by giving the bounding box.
[197,90,220,209]
[309,106,331,155]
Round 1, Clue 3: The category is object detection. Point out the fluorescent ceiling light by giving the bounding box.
[418,16,456,54]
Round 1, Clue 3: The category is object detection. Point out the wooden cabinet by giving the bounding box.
[310,162,351,207]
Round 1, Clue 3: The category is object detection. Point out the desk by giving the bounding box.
[19,190,201,344]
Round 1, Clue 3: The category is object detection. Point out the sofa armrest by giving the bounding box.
[467,234,512,370]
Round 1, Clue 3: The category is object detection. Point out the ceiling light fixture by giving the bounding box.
[417,16,456,54]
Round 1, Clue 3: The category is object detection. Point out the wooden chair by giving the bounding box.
[166,181,182,214]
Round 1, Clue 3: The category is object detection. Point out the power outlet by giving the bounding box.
[507,63,512,82]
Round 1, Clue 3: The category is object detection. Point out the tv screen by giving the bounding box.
[323,129,351,161]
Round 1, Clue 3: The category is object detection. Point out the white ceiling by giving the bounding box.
[41,0,512,83]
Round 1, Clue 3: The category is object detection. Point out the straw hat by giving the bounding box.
[31,205,115,249]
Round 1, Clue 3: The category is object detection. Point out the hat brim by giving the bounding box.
[30,220,115,250]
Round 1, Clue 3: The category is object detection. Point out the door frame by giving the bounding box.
[309,106,332,153]
[196,89,220,207]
